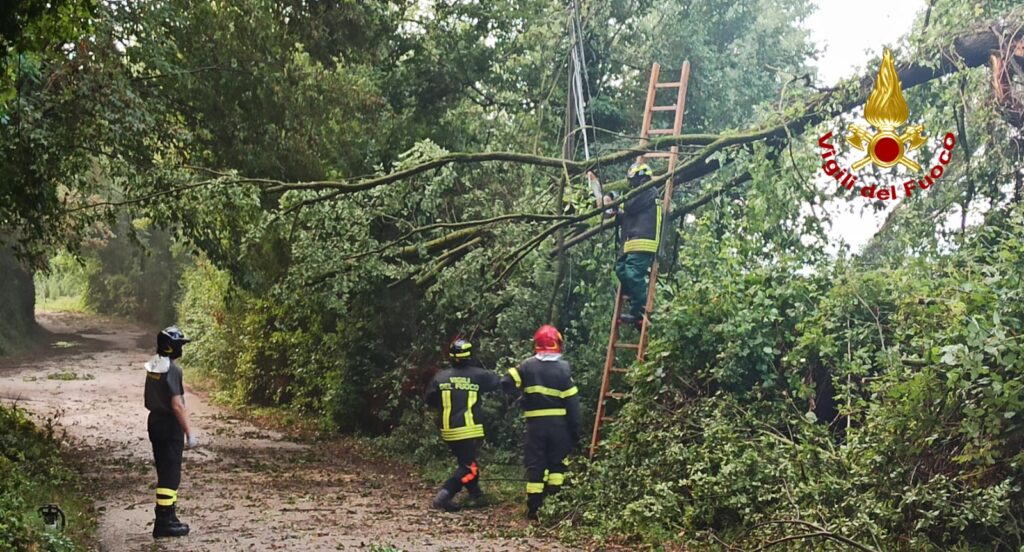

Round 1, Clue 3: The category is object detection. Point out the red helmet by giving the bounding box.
[533,324,563,354]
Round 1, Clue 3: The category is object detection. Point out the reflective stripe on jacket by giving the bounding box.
[621,186,661,253]
[502,357,581,438]
[425,361,501,441]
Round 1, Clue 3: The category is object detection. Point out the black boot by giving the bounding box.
[168,504,189,531]
[526,492,545,521]
[153,506,189,538]
[464,490,488,508]
[432,489,460,512]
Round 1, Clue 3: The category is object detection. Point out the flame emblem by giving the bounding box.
[847,49,926,171]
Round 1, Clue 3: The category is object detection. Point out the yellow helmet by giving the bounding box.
[627,162,653,182]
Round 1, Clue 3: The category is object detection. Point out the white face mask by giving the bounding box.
[535,353,562,362]
[144,355,170,374]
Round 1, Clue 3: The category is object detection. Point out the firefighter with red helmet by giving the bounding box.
[424,338,502,511]
[502,325,581,520]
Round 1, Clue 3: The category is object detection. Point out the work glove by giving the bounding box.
[603,192,619,216]
[186,433,200,449]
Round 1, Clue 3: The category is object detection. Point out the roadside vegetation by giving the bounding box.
[0,405,94,552]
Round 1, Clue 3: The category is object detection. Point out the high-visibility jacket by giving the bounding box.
[503,356,581,439]
[620,185,661,253]
[425,361,501,441]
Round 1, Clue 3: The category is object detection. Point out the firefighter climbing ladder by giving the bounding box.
[589,61,691,458]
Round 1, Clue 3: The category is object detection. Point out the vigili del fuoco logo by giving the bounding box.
[817,48,956,201]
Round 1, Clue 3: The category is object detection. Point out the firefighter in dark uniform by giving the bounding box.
[502,324,581,520]
[143,326,199,538]
[596,161,661,327]
[424,338,501,511]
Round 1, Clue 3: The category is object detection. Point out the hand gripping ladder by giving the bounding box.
[589,61,691,458]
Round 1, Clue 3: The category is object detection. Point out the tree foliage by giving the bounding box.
[5,0,1024,549]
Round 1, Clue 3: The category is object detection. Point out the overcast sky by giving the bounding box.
[806,0,926,252]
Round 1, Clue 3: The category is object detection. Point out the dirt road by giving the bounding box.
[0,312,571,551]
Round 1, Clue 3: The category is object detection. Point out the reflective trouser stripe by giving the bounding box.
[547,472,565,486]
[156,487,177,506]
[524,408,566,418]
[525,482,545,494]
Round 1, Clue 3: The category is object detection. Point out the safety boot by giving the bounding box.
[526,493,545,521]
[432,489,461,512]
[153,506,190,538]
[168,505,189,532]
[463,490,489,508]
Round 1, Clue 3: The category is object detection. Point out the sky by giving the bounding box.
[805,0,926,252]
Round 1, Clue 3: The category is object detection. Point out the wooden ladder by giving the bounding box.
[588,61,691,459]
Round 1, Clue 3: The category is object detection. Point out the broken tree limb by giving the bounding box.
[251,134,720,195]
[410,236,485,287]
[395,226,482,260]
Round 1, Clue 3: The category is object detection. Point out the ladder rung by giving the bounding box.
[605,392,627,400]
[610,367,628,374]
[615,343,640,350]
[651,105,677,111]
[655,81,681,88]
[645,152,676,158]
[601,417,615,423]
[648,128,675,135]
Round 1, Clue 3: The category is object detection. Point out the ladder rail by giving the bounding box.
[589,284,625,457]
[589,61,690,458]
[637,63,660,156]
[637,60,690,360]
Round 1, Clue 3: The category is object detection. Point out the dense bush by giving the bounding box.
[0,405,92,552]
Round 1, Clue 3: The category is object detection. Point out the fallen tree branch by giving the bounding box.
[737,519,878,552]
[412,236,485,287]
[61,178,226,213]
[333,211,575,263]
[394,226,482,260]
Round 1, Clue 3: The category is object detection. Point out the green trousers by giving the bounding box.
[614,252,655,318]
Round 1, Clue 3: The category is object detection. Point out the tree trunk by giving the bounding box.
[0,245,39,355]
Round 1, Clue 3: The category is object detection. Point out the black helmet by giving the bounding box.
[449,338,472,364]
[157,326,191,359]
